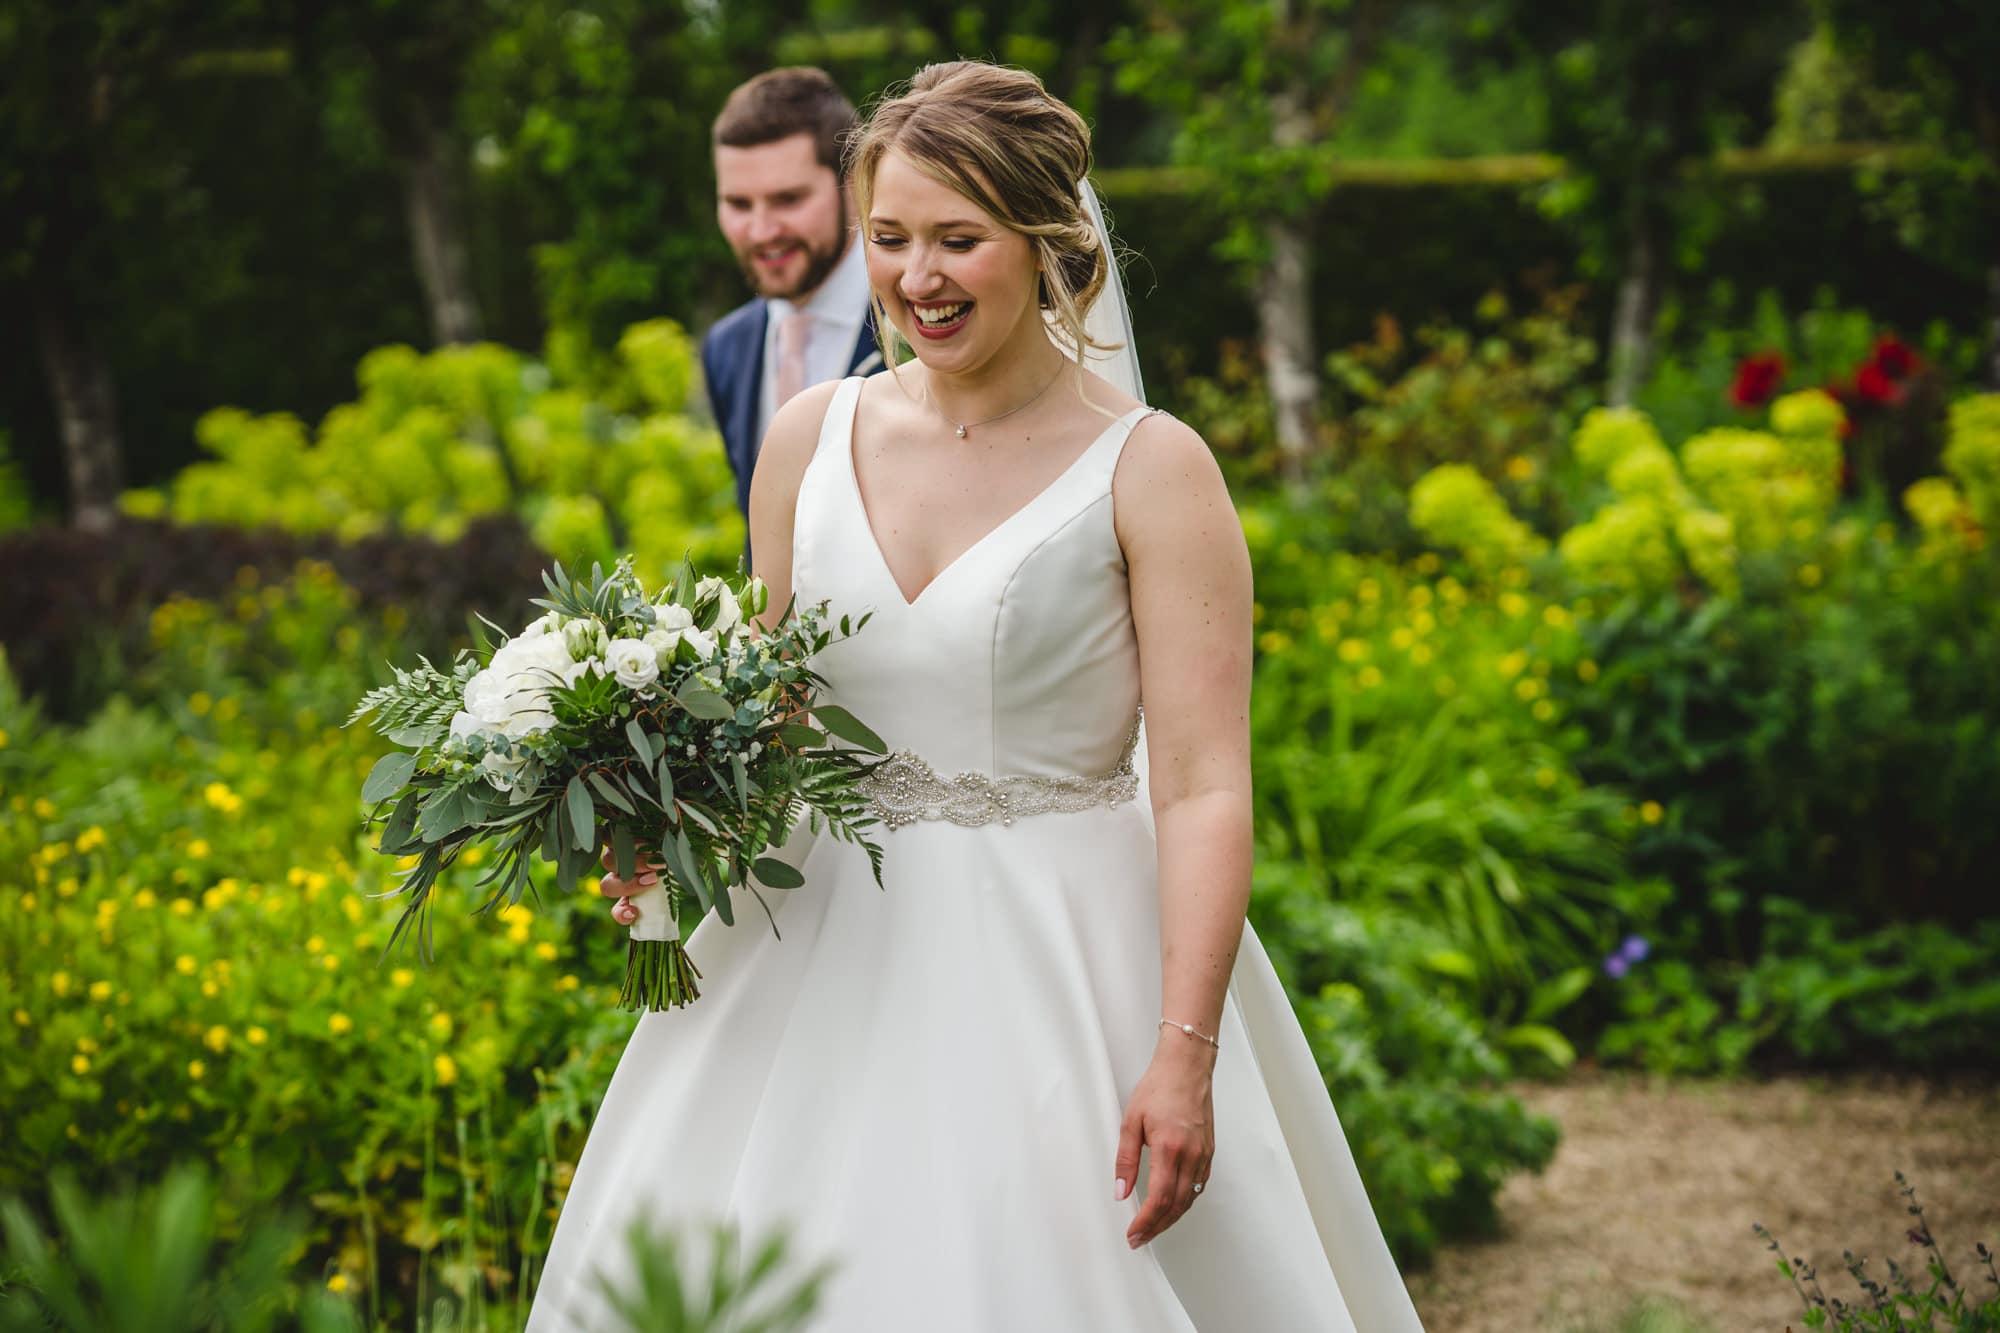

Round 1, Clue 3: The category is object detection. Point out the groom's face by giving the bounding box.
[715,133,850,302]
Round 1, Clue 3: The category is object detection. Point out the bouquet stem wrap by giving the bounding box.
[618,883,702,1011]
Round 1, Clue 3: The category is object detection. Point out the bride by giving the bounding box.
[528,60,1425,1332]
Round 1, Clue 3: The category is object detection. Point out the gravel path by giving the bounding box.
[1406,1071,2000,1332]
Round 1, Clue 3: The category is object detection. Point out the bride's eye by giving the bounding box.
[942,238,978,252]
[870,235,906,249]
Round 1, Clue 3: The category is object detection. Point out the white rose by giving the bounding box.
[713,586,743,638]
[606,638,660,690]
[560,658,602,688]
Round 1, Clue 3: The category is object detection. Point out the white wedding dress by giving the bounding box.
[528,376,1425,1332]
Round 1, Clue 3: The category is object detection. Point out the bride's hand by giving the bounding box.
[1114,1033,1216,1248]
[598,847,667,926]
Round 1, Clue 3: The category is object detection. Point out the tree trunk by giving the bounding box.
[1258,214,1318,482]
[1607,212,1663,407]
[33,287,124,532]
[401,108,483,346]
[1261,68,1319,482]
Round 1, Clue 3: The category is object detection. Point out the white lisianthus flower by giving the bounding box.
[516,611,561,640]
[680,626,717,661]
[695,576,744,639]
[606,638,660,690]
[643,627,681,666]
[560,658,603,688]
[480,747,536,791]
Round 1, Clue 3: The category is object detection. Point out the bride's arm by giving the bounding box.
[1109,412,1255,1248]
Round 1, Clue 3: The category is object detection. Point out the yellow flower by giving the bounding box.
[1514,677,1544,702]
[1336,638,1369,664]
[305,935,325,954]
[1504,455,1536,481]
[1535,767,1559,789]
[327,1274,351,1294]
[428,1013,453,1039]
[175,955,198,975]
[71,1054,91,1075]
[0,726,8,747]
[1533,700,1558,723]
[51,971,71,997]
[534,941,560,962]
[556,975,580,992]
[1640,800,1665,825]
[1355,666,1384,690]
[433,1054,459,1087]
[11,1009,29,1027]
[188,1059,206,1081]
[33,797,57,819]
[1498,651,1528,679]
[204,1025,230,1052]
[76,1036,98,1054]
[391,968,416,988]
[1256,630,1293,656]
[1797,563,1823,588]
[190,691,213,716]
[19,893,34,912]
[75,826,107,853]
[1542,605,1572,629]
[187,839,211,859]
[1499,592,1530,619]
[1410,644,1435,666]
[328,1013,354,1036]
[134,889,157,909]
[246,1026,268,1046]
[1577,659,1600,684]
[200,981,219,998]
[171,898,195,916]
[321,955,340,971]
[507,921,532,944]
[88,980,112,1002]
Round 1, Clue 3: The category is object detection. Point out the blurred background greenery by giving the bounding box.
[2,0,1997,1328]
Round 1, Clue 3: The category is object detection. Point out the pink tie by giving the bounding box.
[775,311,811,408]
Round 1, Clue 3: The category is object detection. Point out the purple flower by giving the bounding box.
[1602,954,1630,979]
[1619,934,1650,964]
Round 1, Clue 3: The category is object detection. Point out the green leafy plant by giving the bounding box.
[1755,1173,1999,1330]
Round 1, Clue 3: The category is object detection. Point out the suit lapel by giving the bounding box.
[848,306,883,376]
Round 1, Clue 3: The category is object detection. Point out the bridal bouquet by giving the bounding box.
[349,557,886,1011]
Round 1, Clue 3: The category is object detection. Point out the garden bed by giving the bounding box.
[1408,1070,2000,1331]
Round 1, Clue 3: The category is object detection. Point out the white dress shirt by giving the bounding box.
[756,235,874,449]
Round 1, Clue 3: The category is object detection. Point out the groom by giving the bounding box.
[702,68,881,551]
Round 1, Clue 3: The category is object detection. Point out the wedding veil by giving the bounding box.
[1077,179,1146,405]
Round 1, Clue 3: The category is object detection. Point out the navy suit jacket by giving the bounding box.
[701,299,882,536]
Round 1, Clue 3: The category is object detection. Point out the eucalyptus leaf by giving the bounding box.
[612,823,638,882]
[566,776,596,852]
[812,705,887,754]
[777,723,823,749]
[587,770,637,816]
[676,682,733,720]
[363,752,418,804]
[752,857,805,889]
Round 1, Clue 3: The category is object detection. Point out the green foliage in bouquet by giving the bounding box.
[351,558,886,1011]
[122,320,742,577]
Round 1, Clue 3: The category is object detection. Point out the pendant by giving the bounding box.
[955,425,967,438]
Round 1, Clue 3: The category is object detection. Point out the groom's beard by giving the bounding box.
[737,207,848,303]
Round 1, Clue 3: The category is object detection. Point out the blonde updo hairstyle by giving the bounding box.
[848,61,1119,396]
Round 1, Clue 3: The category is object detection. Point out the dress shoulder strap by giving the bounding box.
[1102,404,1171,473]
[815,375,866,461]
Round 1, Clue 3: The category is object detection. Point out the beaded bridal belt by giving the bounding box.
[858,713,1142,830]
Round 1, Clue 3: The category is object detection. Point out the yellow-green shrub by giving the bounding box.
[126,321,743,580]
[1407,465,1546,573]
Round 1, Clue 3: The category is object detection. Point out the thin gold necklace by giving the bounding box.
[925,365,1064,439]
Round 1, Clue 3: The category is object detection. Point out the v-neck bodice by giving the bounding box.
[791,374,1154,778]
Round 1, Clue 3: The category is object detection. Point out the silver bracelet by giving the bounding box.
[1160,1017,1219,1049]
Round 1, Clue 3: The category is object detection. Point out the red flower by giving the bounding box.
[1854,361,1902,406]
[1870,335,1917,381]
[1728,352,1786,409]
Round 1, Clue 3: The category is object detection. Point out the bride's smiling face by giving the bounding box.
[864,150,1042,374]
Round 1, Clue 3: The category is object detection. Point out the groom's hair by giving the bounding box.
[712,68,858,174]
